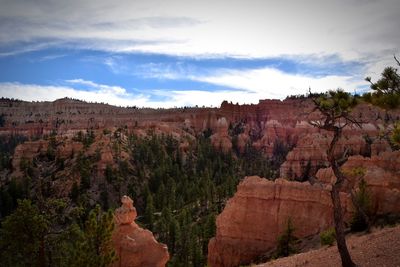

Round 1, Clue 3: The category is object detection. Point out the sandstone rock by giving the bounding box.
[113,196,169,267]
[315,150,400,215]
[210,117,232,152]
[208,176,351,267]
[56,140,83,159]
[280,130,374,180]
[12,140,48,177]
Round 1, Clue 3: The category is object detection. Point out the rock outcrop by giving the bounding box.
[210,117,232,153]
[316,150,400,215]
[112,196,169,267]
[208,176,351,267]
[12,140,49,177]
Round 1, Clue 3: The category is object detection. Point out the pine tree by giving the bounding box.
[74,205,116,267]
[351,179,371,232]
[275,218,297,258]
[0,199,49,267]
[310,89,358,267]
[145,192,155,231]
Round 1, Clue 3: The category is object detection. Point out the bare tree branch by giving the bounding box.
[394,54,400,67]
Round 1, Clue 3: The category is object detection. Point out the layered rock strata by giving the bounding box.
[316,150,400,215]
[208,176,351,267]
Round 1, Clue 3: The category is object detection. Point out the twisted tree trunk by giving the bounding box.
[328,127,357,267]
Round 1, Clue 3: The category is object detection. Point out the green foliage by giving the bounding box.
[0,129,276,267]
[0,178,28,218]
[145,191,155,231]
[0,113,5,127]
[343,167,366,178]
[202,128,213,138]
[105,164,114,183]
[315,89,357,116]
[73,129,95,148]
[228,121,245,137]
[0,199,49,267]
[275,218,298,258]
[391,122,400,148]
[20,157,34,177]
[74,205,116,267]
[365,64,400,109]
[125,132,275,266]
[272,139,291,172]
[76,152,92,191]
[320,227,336,246]
[350,179,371,232]
[70,181,79,202]
[0,135,27,171]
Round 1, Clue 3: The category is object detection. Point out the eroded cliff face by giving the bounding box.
[207,176,352,267]
[316,150,400,215]
[208,150,400,267]
[113,196,169,267]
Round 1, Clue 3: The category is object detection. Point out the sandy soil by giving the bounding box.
[258,225,400,267]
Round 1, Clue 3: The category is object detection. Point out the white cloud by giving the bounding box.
[66,79,128,95]
[0,63,368,109]
[191,67,367,98]
[0,0,398,62]
[0,0,398,102]
[0,82,151,107]
[0,81,261,108]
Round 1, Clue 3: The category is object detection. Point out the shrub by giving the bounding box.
[275,218,298,258]
[350,179,371,232]
[320,227,336,246]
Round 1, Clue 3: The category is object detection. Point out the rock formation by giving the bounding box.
[316,150,400,215]
[112,196,169,267]
[208,176,352,267]
[12,140,49,177]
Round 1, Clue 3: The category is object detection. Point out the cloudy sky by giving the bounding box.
[0,0,399,108]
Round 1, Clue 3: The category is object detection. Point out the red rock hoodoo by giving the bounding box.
[112,196,169,267]
[316,150,400,215]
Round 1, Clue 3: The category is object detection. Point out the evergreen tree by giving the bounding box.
[310,89,358,267]
[350,179,371,232]
[0,199,49,267]
[275,218,297,258]
[74,205,116,267]
[145,192,155,231]
[365,56,400,109]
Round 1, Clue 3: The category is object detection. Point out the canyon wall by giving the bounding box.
[316,150,400,215]
[207,176,352,267]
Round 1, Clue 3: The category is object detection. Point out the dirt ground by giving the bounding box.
[258,225,400,267]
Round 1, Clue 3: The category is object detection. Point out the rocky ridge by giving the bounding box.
[2,98,397,181]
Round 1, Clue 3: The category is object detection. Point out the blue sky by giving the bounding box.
[0,0,399,107]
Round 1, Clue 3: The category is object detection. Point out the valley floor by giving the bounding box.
[258,225,400,267]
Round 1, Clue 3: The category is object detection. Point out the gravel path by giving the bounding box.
[258,225,400,267]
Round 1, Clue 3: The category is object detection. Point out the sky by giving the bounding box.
[0,0,399,108]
